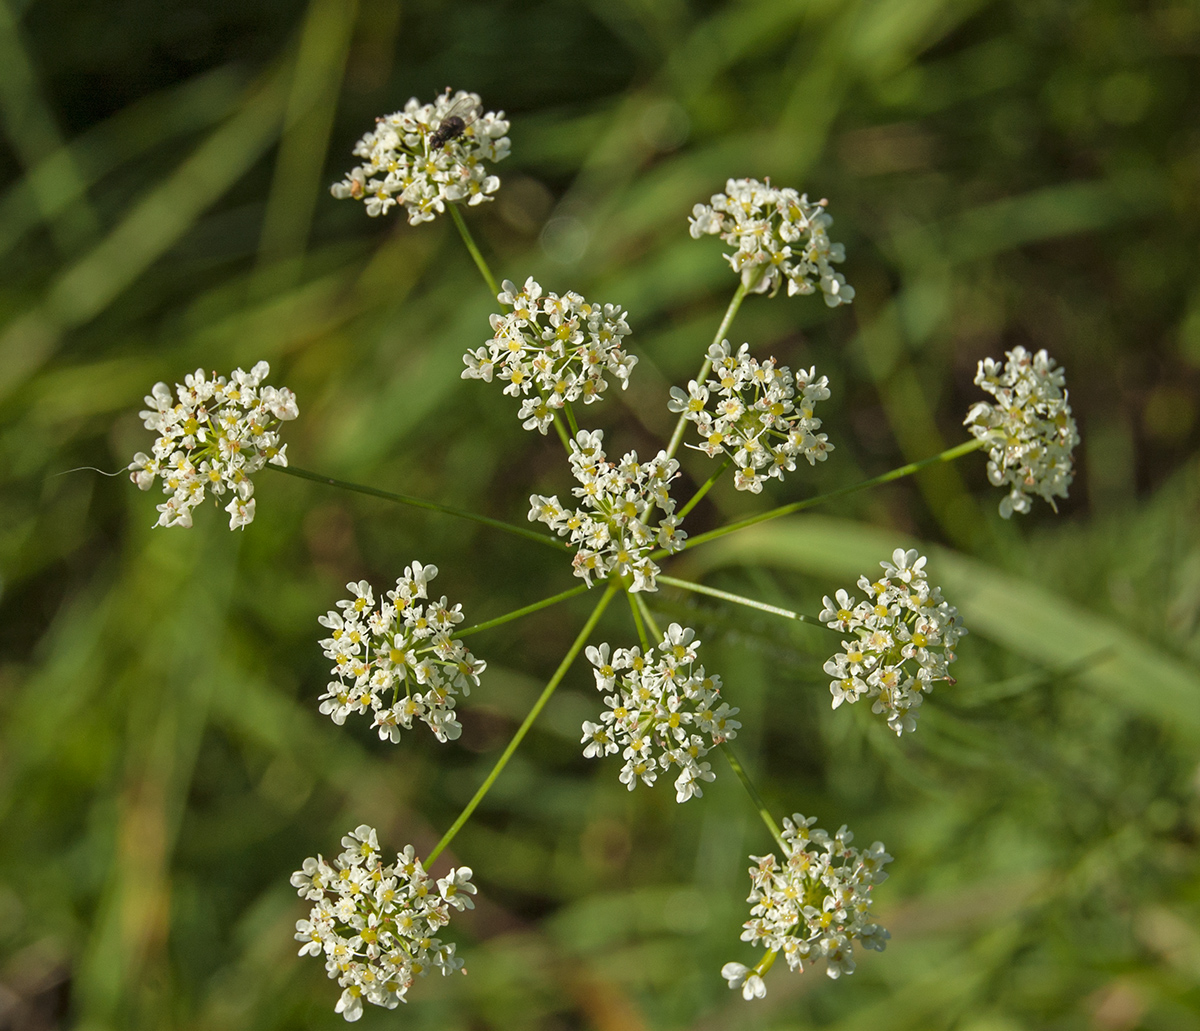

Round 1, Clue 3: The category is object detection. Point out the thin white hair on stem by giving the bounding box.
[53,465,125,477]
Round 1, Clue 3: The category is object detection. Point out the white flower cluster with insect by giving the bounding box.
[688,178,853,305]
[722,814,891,1000]
[581,623,740,803]
[330,89,510,224]
[669,340,834,492]
[461,277,638,434]
[317,562,486,744]
[127,360,297,530]
[292,825,476,1022]
[820,548,965,736]
[528,429,685,592]
[963,346,1080,518]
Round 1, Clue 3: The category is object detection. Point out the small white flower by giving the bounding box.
[674,761,716,803]
[224,495,255,529]
[331,89,510,225]
[689,178,853,305]
[819,548,965,736]
[528,429,685,592]
[437,867,478,910]
[293,827,474,1020]
[463,277,638,431]
[669,340,833,491]
[581,623,736,800]
[723,815,891,1000]
[580,720,616,758]
[341,824,381,863]
[964,346,1080,518]
[335,987,363,1022]
[721,962,767,1000]
[318,562,486,743]
[127,361,297,530]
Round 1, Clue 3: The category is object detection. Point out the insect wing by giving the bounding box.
[439,94,481,129]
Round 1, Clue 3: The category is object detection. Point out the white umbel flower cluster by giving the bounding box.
[688,178,853,305]
[528,429,685,592]
[668,340,833,492]
[317,562,486,744]
[461,277,638,434]
[963,346,1080,518]
[292,825,476,1021]
[820,549,965,736]
[581,623,740,803]
[722,814,891,1000]
[127,360,297,530]
[330,89,510,224]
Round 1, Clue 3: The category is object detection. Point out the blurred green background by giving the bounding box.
[2,0,1199,1028]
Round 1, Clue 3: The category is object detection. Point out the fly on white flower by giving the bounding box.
[331,89,510,224]
[428,91,481,149]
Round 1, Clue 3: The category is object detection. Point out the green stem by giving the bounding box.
[268,464,568,552]
[677,456,733,520]
[454,584,590,639]
[666,282,748,459]
[660,438,986,557]
[637,590,784,852]
[632,591,662,642]
[656,574,833,629]
[449,203,500,298]
[552,412,572,452]
[754,949,778,977]
[425,580,619,866]
[626,588,650,649]
[563,401,580,438]
[721,743,787,852]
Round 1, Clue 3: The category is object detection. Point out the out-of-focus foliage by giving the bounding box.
[1,0,1198,1028]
